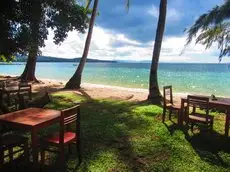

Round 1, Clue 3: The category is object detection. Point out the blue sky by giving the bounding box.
[41,0,227,63]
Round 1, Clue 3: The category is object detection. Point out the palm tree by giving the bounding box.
[148,0,167,104]
[65,0,130,89]
[185,0,230,61]
[65,0,98,89]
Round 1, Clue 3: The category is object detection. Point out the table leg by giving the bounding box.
[31,128,39,170]
[179,99,184,126]
[7,93,10,106]
[225,113,229,137]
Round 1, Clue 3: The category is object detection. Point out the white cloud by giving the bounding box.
[147,5,158,18]
[147,5,182,22]
[41,26,223,63]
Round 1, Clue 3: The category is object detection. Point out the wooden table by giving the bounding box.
[180,96,230,136]
[0,108,61,169]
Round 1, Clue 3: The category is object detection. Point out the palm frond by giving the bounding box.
[185,0,230,61]
[85,0,93,10]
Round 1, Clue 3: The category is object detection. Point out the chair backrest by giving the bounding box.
[0,81,5,90]
[0,90,3,106]
[187,95,210,120]
[163,85,173,106]
[19,82,31,91]
[59,105,80,144]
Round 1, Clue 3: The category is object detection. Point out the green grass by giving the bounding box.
[5,91,230,171]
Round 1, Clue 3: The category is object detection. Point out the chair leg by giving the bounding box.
[68,144,72,154]
[177,109,180,124]
[185,120,189,133]
[210,121,214,133]
[0,148,4,167]
[162,108,166,122]
[59,145,65,171]
[76,142,81,165]
[169,109,172,120]
[191,123,194,133]
[24,141,30,163]
[9,148,13,162]
[40,149,45,170]
[29,90,32,100]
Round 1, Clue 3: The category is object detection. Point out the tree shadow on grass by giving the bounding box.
[5,99,151,172]
[4,95,230,171]
[162,113,230,169]
[186,130,230,168]
[77,100,143,171]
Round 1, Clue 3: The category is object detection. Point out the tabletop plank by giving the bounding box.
[0,108,61,127]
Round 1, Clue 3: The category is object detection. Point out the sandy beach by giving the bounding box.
[0,75,186,102]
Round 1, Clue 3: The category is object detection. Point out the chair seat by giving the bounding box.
[166,102,187,110]
[1,134,28,147]
[44,132,77,144]
[19,88,30,91]
[189,113,213,123]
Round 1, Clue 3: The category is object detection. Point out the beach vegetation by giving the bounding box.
[20,0,89,82]
[185,0,230,61]
[0,0,89,81]
[0,0,30,62]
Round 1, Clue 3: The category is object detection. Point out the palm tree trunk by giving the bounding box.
[148,0,167,104]
[65,0,99,89]
[20,1,41,82]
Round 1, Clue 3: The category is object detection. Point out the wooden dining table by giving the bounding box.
[180,96,230,136]
[0,108,61,169]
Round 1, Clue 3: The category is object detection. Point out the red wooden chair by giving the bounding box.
[40,105,81,170]
[0,133,29,168]
[162,86,186,123]
[186,95,214,132]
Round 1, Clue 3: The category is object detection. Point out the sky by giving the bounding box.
[41,0,228,63]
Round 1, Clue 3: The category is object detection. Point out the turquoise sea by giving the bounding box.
[0,62,230,96]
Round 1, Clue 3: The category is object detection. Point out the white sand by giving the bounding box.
[0,75,188,102]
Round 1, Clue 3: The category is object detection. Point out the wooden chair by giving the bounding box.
[40,105,81,170]
[19,82,32,100]
[0,81,5,90]
[16,93,28,110]
[162,86,186,123]
[186,95,214,132]
[16,92,51,110]
[0,133,29,168]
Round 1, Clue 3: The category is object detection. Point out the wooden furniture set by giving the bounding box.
[163,85,230,136]
[0,105,81,171]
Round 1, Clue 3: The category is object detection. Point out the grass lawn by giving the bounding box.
[3,91,230,171]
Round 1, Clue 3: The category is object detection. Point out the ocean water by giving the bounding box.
[0,62,230,96]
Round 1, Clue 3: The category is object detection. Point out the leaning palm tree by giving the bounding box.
[148,0,167,104]
[185,0,230,61]
[65,0,130,89]
[65,0,98,89]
